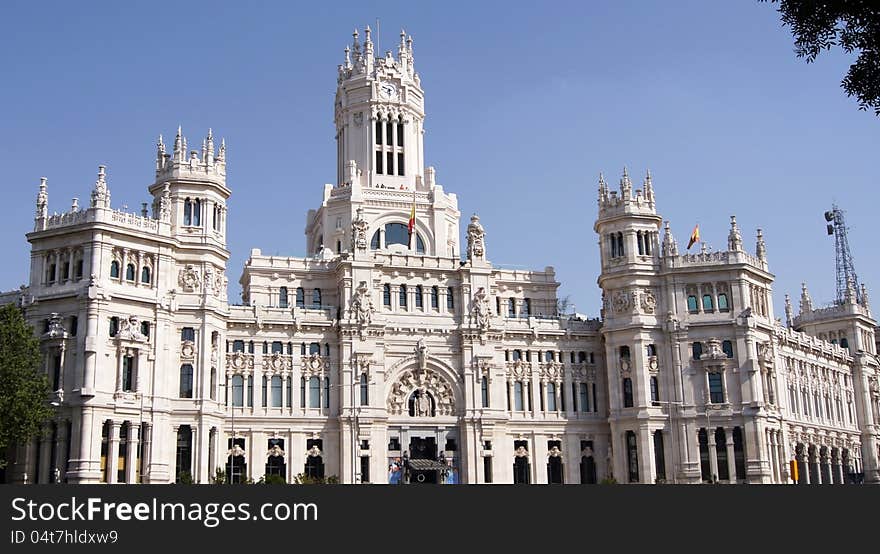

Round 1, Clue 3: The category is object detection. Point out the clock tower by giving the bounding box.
[334,27,425,189]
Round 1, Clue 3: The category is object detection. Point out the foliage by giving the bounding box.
[599,477,618,485]
[293,473,340,484]
[176,471,194,484]
[211,467,227,484]
[763,0,880,115]
[0,304,53,469]
[259,474,288,485]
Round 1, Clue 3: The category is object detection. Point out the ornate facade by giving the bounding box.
[3,28,879,485]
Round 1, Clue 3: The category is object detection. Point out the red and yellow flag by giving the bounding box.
[687,224,700,250]
[407,188,416,238]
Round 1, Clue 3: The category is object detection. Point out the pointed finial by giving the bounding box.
[784,294,793,328]
[365,25,372,42]
[71,198,78,212]
[344,44,351,66]
[207,127,213,139]
[217,137,226,161]
[619,167,632,198]
[35,177,49,220]
[91,165,110,208]
[860,283,870,310]
[800,282,813,313]
[756,228,767,261]
[728,215,743,252]
[662,220,678,257]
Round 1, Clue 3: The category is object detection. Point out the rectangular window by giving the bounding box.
[122,356,135,392]
[375,150,383,174]
[483,456,493,483]
[360,456,370,483]
[387,152,394,175]
[708,372,724,403]
[481,376,489,408]
[447,288,454,310]
[375,120,382,145]
[579,383,590,412]
[232,375,244,406]
[397,122,404,147]
[181,327,195,342]
[309,377,321,408]
[514,382,524,411]
[623,378,633,408]
[687,295,698,313]
[546,382,557,411]
[397,152,404,176]
[386,121,393,146]
[271,376,282,407]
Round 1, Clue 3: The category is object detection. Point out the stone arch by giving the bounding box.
[368,213,435,255]
[385,355,461,417]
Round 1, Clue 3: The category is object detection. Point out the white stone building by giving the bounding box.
[3,28,879,485]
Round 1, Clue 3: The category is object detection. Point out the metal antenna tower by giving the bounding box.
[824,204,862,305]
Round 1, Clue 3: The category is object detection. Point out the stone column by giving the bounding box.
[768,431,778,483]
[38,430,53,484]
[725,429,737,482]
[140,423,152,482]
[115,348,124,392]
[126,424,140,484]
[107,421,121,484]
[54,421,69,483]
[707,429,719,483]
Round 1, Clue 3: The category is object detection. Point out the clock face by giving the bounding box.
[380,82,397,99]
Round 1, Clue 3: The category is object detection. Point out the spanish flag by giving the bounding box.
[687,224,700,250]
[407,188,416,239]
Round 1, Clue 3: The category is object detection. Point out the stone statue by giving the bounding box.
[416,387,431,417]
[467,214,485,260]
[159,183,171,221]
[471,287,491,331]
[351,281,374,327]
[416,338,428,371]
[351,207,369,251]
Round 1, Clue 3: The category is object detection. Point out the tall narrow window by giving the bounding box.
[637,231,645,255]
[231,375,244,406]
[75,259,84,280]
[687,295,698,312]
[447,288,455,310]
[375,150,383,174]
[312,288,322,309]
[514,382,524,411]
[383,284,391,307]
[650,376,660,404]
[375,119,382,145]
[184,199,192,226]
[626,431,639,483]
[140,266,151,284]
[193,199,201,226]
[179,364,192,398]
[431,286,439,308]
[698,428,711,481]
[122,356,135,392]
[708,372,724,403]
[718,293,729,311]
[546,382,557,411]
[399,284,407,308]
[523,298,531,317]
[623,378,634,408]
[481,376,489,407]
[722,340,734,358]
[397,119,404,146]
[579,383,590,412]
[308,376,321,408]
[296,287,305,308]
[610,234,617,258]
[386,120,393,146]
[692,342,703,360]
[279,287,288,308]
[702,294,714,311]
[715,428,729,481]
[732,427,746,480]
[415,285,423,308]
[271,376,282,407]
[617,233,625,256]
[125,264,135,281]
[109,317,119,337]
[397,152,404,176]
[508,298,516,318]
[653,431,666,481]
[110,261,120,279]
[360,373,369,405]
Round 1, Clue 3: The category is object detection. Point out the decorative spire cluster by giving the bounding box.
[800,282,813,313]
[662,221,678,256]
[338,26,416,82]
[597,168,657,213]
[156,127,226,180]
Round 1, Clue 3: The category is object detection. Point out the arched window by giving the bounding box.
[370,230,381,249]
[650,376,659,404]
[179,364,193,398]
[279,287,288,308]
[109,316,119,337]
[512,350,522,361]
[399,284,408,308]
[415,285,423,308]
[383,284,391,306]
[193,199,201,226]
[308,376,321,408]
[110,260,120,279]
[140,266,151,284]
[372,223,426,254]
[647,344,657,357]
[309,342,321,355]
[544,351,554,362]
[840,338,849,349]
[617,232,625,256]
[140,321,150,338]
[375,119,383,145]
[431,286,439,308]
[312,288,322,309]
[513,441,530,484]
[619,345,631,360]
[125,264,135,281]
[722,340,734,358]
[296,287,305,308]
[447,287,455,310]
[702,294,714,311]
[271,341,283,354]
[271,375,282,407]
[546,382,557,411]
[508,298,516,318]
[687,295,698,312]
[637,231,645,255]
[623,378,633,407]
[718,293,729,311]
[523,298,531,317]
[692,342,703,360]
[183,199,192,226]
[481,376,489,407]
[578,351,587,363]
[397,116,404,148]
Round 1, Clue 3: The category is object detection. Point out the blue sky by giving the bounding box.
[1,1,877,317]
